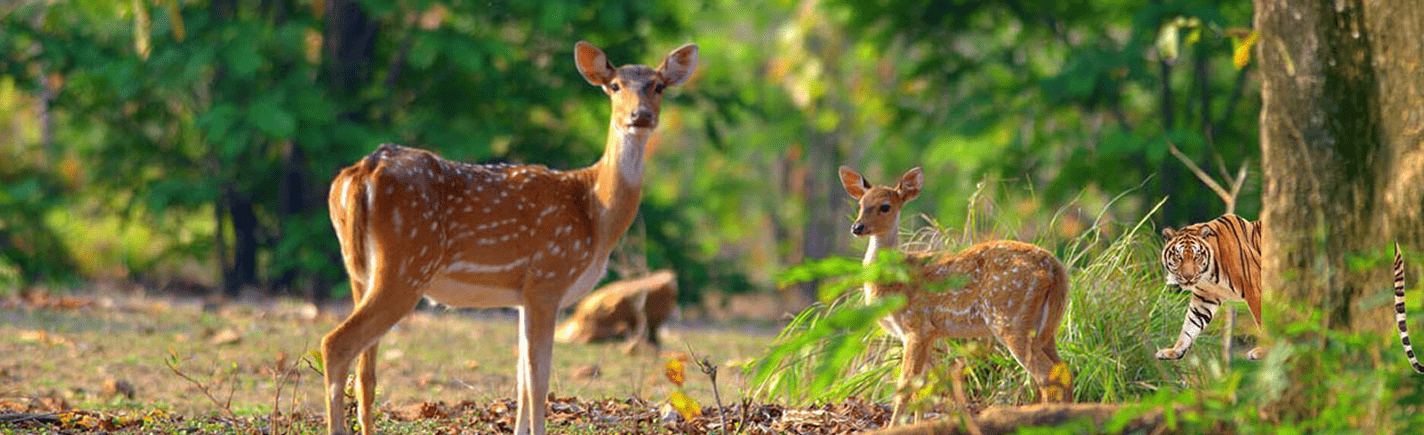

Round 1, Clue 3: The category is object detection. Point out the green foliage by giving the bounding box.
[0,0,699,295]
[0,0,1264,308]
[825,0,1261,227]
[0,168,80,289]
[1090,304,1424,433]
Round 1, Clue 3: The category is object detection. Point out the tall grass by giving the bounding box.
[749,192,1234,409]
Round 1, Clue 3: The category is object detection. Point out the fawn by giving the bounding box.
[838,166,1072,424]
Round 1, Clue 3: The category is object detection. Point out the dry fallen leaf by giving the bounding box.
[664,358,686,387]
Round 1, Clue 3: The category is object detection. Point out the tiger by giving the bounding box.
[1393,243,1423,373]
[1156,214,1266,360]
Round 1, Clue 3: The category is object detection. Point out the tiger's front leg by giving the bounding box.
[1156,293,1221,360]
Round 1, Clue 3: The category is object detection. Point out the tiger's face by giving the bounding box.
[1161,226,1215,288]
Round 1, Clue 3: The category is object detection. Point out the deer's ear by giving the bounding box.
[657,43,698,87]
[897,167,923,201]
[575,41,616,86]
[839,166,868,200]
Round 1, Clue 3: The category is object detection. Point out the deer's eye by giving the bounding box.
[609,83,621,92]
[879,204,891,213]
[655,83,665,93]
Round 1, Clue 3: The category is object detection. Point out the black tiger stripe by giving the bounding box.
[1190,307,1213,327]
[1391,242,1423,373]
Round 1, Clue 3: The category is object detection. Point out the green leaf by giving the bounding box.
[197,103,240,142]
[247,96,296,138]
[224,35,262,79]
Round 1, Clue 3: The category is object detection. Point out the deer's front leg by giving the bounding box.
[514,302,558,435]
[1156,293,1220,360]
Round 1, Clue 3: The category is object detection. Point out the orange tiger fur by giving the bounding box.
[1157,214,1265,360]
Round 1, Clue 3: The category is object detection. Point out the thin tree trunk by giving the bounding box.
[227,189,260,297]
[315,0,379,301]
[798,133,838,304]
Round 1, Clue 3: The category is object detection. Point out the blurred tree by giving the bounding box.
[825,0,1260,228]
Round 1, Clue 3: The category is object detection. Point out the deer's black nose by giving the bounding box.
[851,223,866,236]
[630,109,654,127]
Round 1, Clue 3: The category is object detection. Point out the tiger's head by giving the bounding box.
[1161,225,1216,288]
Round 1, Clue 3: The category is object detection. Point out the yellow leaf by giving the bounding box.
[1232,31,1259,70]
[664,358,686,387]
[668,391,702,420]
[1044,362,1074,402]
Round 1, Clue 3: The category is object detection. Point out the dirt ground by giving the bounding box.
[0,287,1177,434]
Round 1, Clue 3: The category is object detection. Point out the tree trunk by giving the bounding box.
[1256,0,1422,335]
[223,188,260,297]
[798,132,839,304]
[314,0,379,301]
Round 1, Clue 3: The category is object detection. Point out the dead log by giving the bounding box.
[867,403,1184,435]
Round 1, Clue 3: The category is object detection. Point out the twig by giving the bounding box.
[165,350,239,419]
[0,412,61,425]
[1164,140,1232,207]
[687,344,729,434]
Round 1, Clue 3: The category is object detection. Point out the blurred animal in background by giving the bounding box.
[556,270,679,352]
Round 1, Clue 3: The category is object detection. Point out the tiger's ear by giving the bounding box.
[1162,227,1177,239]
[1198,225,1215,237]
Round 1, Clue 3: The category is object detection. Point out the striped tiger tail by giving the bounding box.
[1395,242,1423,373]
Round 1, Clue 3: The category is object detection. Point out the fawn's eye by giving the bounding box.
[655,83,665,93]
[609,83,621,92]
[879,204,891,213]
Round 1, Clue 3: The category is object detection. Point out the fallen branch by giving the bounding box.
[867,403,1185,435]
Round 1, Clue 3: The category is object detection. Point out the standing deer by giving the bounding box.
[838,166,1072,424]
[322,41,697,435]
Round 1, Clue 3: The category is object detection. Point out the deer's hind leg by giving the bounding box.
[322,271,424,435]
[992,322,1063,403]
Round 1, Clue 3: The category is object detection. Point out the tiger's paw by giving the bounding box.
[1246,347,1266,360]
[1155,348,1184,360]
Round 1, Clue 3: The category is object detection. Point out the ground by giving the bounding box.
[0,287,900,434]
[0,288,1182,434]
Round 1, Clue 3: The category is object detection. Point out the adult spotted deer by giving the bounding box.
[838,166,1072,424]
[322,41,697,435]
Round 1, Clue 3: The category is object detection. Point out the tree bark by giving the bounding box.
[313,0,379,301]
[1256,0,1423,331]
[224,188,259,297]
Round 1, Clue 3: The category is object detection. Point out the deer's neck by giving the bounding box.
[862,224,899,303]
[863,229,898,266]
[587,125,650,253]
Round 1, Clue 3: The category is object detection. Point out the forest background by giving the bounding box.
[0,0,1263,304]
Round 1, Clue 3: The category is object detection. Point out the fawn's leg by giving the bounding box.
[892,332,930,425]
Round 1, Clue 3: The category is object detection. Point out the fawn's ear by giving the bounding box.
[657,43,698,87]
[897,167,923,201]
[1162,227,1177,239]
[575,41,616,86]
[839,166,870,200]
